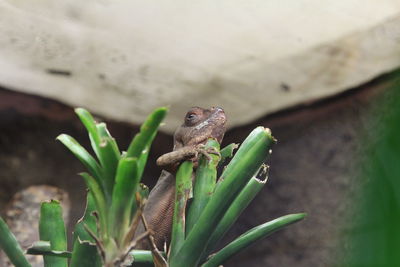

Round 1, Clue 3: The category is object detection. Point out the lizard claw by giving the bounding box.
[197,145,220,162]
[206,146,221,157]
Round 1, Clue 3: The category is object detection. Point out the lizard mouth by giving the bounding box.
[209,107,227,144]
[211,107,227,124]
[194,107,226,131]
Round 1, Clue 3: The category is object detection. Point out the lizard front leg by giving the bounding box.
[156,146,198,168]
[156,144,220,170]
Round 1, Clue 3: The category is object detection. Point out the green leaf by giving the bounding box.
[26,241,71,258]
[218,143,238,168]
[170,127,275,267]
[168,161,193,262]
[56,134,102,186]
[204,175,267,256]
[96,122,121,157]
[96,123,121,198]
[75,108,121,200]
[70,239,102,267]
[201,213,307,267]
[217,127,274,187]
[129,250,167,267]
[130,250,160,266]
[72,191,98,243]
[70,192,102,267]
[109,157,140,241]
[80,173,108,240]
[186,139,220,234]
[0,216,31,267]
[126,107,168,178]
[75,108,101,157]
[129,250,167,266]
[39,200,68,267]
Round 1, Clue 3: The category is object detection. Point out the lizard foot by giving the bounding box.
[197,144,221,162]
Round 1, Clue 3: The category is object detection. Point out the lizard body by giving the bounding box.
[135,107,226,250]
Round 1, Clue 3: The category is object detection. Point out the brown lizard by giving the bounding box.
[135,106,227,250]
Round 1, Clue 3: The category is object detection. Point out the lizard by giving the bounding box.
[135,106,227,250]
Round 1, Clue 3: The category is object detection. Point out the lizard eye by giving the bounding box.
[185,112,199,125]
[187,114,196,120]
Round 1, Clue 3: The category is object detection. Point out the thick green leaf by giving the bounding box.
[70,239,102,267]
[218,143,238,168]
[80,173,108,240]
[204,176,267,257]
[109,157,140,241]
[201,213,307,267]
[75,108,121,200]
[170,127,275,267]
[217,127,274,187]
[96,123,121,198]
[56,134,102,186]
[0,216,31,267]
[126,107,167,158]
[129,251,168,267]
[186,139,220,234]
[96,122,121,156]
[39,200,68,267]
[72,191,98,243]
[126,107,168,178]
[70,192,101,267]
[168,161,193,262]
[26,241,71,258]
[75,108,101,157]
[130,250,161,266]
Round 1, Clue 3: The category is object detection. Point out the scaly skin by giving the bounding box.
[135,107,227,250]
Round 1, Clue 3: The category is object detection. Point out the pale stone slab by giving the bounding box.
[0,0,399,132]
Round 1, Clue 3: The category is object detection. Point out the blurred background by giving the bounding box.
[0,1,400,266]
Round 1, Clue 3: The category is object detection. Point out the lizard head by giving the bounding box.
[173,106,227,150]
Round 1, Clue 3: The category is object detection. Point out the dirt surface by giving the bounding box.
[0,77,388,266]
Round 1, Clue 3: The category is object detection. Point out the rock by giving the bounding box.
[0,1,399,132]
[0,185,70,267]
